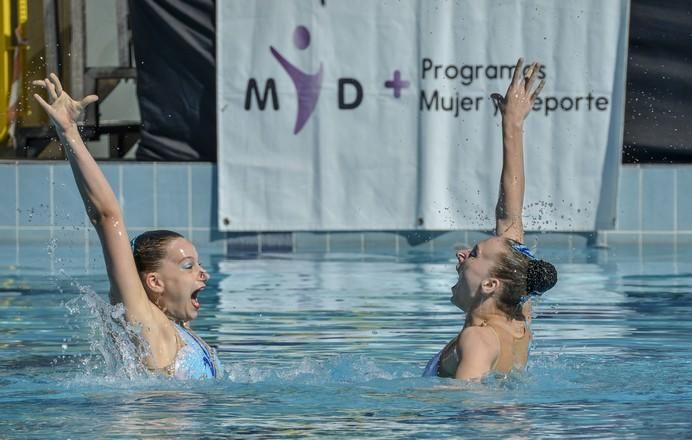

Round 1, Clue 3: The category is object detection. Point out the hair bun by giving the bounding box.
[526,259,557,296]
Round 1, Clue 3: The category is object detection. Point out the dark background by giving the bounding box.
[623,0,692,163]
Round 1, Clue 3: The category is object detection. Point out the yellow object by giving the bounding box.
[0,0,11,142]
[1,0,28,144]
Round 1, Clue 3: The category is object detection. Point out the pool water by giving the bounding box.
[2,241,692,438]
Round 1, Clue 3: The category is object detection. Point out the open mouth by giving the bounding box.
[191,287,204,310]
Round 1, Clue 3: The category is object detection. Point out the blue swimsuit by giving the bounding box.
[422,350,443,377]
[169,323,222,380]
[423,337,458,377]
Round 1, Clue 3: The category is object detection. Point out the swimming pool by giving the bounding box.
[2,239,691,437]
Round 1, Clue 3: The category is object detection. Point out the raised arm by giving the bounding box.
[33,75,152,323]
[491,58,544,243]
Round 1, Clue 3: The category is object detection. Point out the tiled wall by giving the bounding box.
[0,162,224,253]
[0,162,689,254]
[603,164,692,246]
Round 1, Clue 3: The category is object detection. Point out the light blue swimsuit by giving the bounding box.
[171,323,222,380]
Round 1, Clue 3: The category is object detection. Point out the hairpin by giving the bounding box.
[510,242,536,260]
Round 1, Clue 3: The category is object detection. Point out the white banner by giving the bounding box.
[217,0,629,231]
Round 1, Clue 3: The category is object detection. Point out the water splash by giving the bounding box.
[63,280,153,382]
[46,237,58,256]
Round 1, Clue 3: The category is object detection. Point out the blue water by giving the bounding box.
[2,241,692,438]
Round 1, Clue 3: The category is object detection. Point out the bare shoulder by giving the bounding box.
[458,326,501,354]
[454,326,501,380]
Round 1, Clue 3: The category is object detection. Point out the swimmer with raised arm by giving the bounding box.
[33,74,221,379]
[423,58,558,380]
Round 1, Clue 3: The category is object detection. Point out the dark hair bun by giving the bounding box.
[526,259,557,295]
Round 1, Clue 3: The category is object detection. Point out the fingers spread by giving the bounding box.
[524,62,540,92]
[511,57,524,85]
[49,73,63,96]
[33,93,52,113]
[45,77,58,101]
[80,95,99,108]
[531,79,545,100]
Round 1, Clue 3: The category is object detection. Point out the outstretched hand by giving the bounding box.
[33,74,98,132]
[491,58,544,123]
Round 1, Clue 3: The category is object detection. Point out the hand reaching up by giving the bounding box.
[33,73,98,132]
[491,58,544,124]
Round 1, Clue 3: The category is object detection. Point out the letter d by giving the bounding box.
[338,78,363,109]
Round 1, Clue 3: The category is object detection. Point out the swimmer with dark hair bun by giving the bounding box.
[423,58,558,380]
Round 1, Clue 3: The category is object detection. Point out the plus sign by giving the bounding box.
[385,70,409,98]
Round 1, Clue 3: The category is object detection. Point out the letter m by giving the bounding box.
[244,79,279,110]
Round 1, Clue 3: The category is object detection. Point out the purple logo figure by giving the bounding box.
[270,26,324,134]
